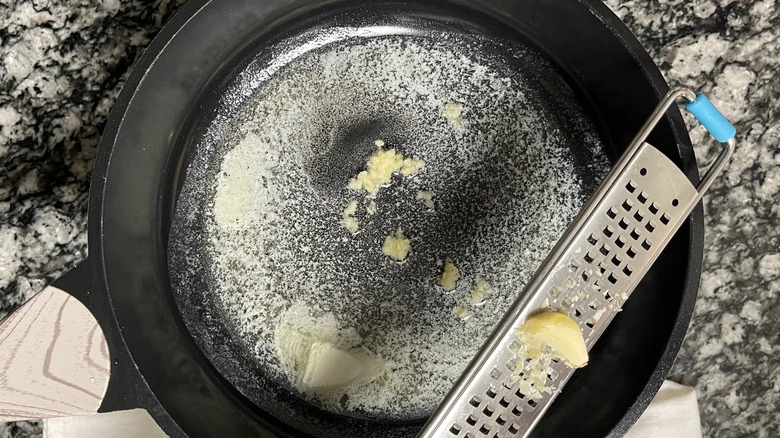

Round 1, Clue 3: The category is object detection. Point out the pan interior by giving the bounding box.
[168,8,610,431]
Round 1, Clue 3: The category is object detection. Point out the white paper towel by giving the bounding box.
[625,380,703,438]
[44,409,168,438]
[43,380,701,437]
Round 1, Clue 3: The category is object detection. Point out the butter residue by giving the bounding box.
[341,200,359,233]
[440,258,460,291]
[347,146,425,196]
[213,132,275,227]
[382,228,411,261]
[416,191,435,210]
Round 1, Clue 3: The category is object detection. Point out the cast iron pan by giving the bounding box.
[7,0,703,437]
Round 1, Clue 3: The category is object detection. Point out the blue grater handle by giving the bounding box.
[685,93,736,142]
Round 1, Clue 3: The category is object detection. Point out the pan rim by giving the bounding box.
[85,0,703,437]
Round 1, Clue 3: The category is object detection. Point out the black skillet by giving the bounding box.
[7,0,703,436]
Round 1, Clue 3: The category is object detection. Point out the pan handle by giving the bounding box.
[0,264,111,422]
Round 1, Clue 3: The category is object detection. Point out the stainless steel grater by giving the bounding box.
[418,87,736,438]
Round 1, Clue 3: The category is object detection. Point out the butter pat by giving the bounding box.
[274,303,384,400]
[517,311,588,368]
[302,341,367,389]
[382,229,411,261]
[440,258,460,291]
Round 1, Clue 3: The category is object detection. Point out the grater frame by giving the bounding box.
[418,87,736,438]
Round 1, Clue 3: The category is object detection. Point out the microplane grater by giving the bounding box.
[419,87,736,438]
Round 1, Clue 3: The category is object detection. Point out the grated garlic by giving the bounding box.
[340,200,360,233]
[440,258,460,291]
[443,102,464,130]
[416,191,435,210]
[469,276,491,305]
[347,147,425,196]
[382,229,411,261]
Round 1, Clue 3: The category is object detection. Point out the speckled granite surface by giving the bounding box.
[604,1,780,437]
[0,1,777,437]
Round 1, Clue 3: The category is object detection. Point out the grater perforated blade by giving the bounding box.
[418,87,736,438]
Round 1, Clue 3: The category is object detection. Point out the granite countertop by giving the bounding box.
[0,1,777,437]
